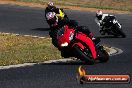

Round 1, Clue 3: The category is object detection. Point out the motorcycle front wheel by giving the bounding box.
[117,28,126,38]
[114,24,126,38]
[73,44,95,64]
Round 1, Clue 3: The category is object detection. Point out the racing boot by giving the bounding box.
[88,32,100,45]
[92,37,100,45]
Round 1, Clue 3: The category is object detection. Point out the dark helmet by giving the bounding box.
[46,12,58,25]
[96,10,103,20]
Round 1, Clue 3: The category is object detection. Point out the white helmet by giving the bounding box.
[47,2,54,7]
[96,10,103,20]
[46,12,56,20]
[46,12,58,24]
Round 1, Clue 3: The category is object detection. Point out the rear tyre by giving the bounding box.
[97,46,109,63]
[73,45,95,64]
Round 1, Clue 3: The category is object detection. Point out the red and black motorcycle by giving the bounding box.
[56,25,109,64]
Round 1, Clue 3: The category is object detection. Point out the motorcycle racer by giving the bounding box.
[46,12,97,49]
[45,2,68,27]
[95,10,115,35]
[45,2,57,15]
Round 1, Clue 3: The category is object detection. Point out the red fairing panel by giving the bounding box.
[75,33,97,59]
[72,42,85,50]
[57,25,71,46]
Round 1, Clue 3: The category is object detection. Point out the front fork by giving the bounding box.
[117,22,122,29]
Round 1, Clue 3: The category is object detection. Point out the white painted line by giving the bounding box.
[0,32,48,39]
[23,35,31,37]
[0,59,76,70]
[39,37,45,39]
[0,63,36,70]
[32,36,39,38]
[43,58,76,64]
[15,34,20,36]
[4,33,10,35]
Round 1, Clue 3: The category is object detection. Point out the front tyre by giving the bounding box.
[73,45,95,64]
[118,28,126,38]
[115,24,126,38]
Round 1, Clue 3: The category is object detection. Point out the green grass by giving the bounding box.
[0,33,111,66]
[0,33,62,66]
[12,0,132,12]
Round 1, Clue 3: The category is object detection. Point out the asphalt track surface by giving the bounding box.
[0,4,132,88]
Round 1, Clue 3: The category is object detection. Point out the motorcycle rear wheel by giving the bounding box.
[97,46,109,63]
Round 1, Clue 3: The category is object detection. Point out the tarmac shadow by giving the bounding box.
[31,28,50,31]
[39,59,100,65]
[97,35,120,39]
